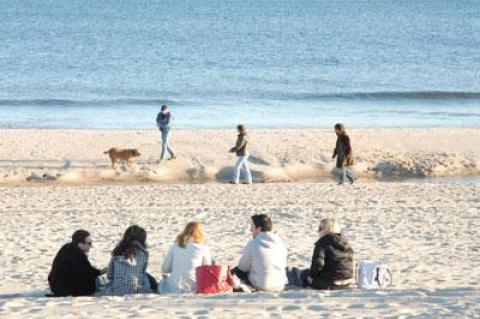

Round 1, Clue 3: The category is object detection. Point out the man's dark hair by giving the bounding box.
[161,104,168,111]
[72,230,90,245]
[237,124,245,132]
[334,123,346,133]
[251,214,272,232]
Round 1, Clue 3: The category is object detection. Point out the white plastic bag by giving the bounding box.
[356,260,392,289]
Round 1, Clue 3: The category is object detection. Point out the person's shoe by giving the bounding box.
[155,159,163,164]
[241,181,252,185]
[229,181,239,185]
[167,155,176,161]
[347,175,356,184]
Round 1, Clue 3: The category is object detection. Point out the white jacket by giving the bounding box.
[158,243,212,294]
[238,232,288,291]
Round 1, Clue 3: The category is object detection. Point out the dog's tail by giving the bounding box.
[103,149,110,154]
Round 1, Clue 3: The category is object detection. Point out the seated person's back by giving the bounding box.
[236,214,288,292]
[48,230,100,297]
[104,226,153,296]
[158,222,211,294]
[309,218,354,289]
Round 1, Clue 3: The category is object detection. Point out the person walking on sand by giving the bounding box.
[103,225,157,296]
[287,218,354,290]
[229,124,252,184]
[156,104,176,162]
[231,214,288,292]
[332,123,356,184]
[48,230,105,297]
[158,222,212,294]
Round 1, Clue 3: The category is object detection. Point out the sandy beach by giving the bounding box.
[0,128,479,185]
[0,128,479,318]
[0,182,479,318]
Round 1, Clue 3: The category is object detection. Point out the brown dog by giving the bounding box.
[104,148,141,168]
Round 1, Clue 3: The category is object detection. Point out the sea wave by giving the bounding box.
[0,98,176,107]
[1,91,480,108]
[276,91,480,101]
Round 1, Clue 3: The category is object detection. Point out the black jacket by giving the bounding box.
[48,243,100,297]
[309,233,354,287]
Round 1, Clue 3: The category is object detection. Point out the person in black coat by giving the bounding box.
[306,218,354,290]
[288,218,354,290]
[48,230,102,297]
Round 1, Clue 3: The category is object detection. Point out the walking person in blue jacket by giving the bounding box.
[156,104,176,162]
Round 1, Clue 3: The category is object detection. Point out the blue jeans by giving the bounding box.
[341,167,356,183]
[232,156,252,184]
[160,128,175,160]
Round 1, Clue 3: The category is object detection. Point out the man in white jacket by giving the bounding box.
[232,214,288,292]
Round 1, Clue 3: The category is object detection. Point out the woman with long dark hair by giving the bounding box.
[103,225,156,295]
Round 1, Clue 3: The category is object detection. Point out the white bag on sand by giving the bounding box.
[356,260,392,289]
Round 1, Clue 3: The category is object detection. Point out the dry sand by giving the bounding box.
[0,128,478,184]
[0,183,479,318]
[0,128,479,318]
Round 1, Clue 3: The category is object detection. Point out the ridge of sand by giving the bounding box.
[0,128,479,185]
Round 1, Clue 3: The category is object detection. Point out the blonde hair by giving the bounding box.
[319,218,341,234]
[176,222,205,248]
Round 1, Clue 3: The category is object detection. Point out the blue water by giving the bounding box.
[1,0,480,128]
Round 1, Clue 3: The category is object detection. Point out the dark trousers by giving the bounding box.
[146,273,158,292]
[300,269,350,291]
[231,267,256,291]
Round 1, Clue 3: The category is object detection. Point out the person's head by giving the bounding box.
[318,218,340,238]
[161,104,168,112]
[176,221,205,248]
[250,214,272,238]
[237,124,246,134]
[334,123,346,136]
[112,225,147,259]
[72,229,92,254]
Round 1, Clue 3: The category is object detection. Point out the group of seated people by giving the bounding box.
[48,215,354,297]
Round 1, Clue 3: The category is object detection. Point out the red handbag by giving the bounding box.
[195,265,234,294]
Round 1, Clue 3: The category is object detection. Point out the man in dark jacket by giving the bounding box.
[229,124,252,184]
[48,230,101,297]
[156,104,175,162]
[301,218,354,290]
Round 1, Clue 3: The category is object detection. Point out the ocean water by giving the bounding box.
[1,0,479,128]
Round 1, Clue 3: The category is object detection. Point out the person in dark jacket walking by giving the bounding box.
[156,104,175,162]
[48,230,102,297]
[288,218,354,290]
[332,123,356,184]
[229,124,252,184]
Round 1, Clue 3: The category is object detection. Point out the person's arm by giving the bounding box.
[107,258,114,282]
[202,246,213,265]
[143,250,149,275]
[238,241,253,272]
[229,135,245,153]
[344,135,352,156]
[164,113,171,126]
[74,254,101,278]
[309,244,325,278]
[161,246,174,274]
[156,113,162,128]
